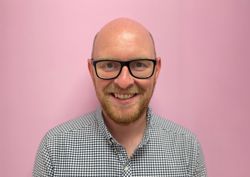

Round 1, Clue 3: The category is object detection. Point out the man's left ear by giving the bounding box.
[155,57,161,79]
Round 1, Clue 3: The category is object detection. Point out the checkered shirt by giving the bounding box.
[33,107,207,177]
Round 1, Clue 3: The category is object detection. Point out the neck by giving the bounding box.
[103,111,147,157]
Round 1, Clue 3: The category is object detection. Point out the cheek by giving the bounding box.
[136,79,155,91]
[94,79,110,94]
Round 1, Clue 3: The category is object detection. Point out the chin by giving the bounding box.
[104,103,146,124]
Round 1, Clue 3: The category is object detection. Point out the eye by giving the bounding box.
[106,62,114,69]
[97,61,120,71]
[130,60,149,71]
[135,62,145,68]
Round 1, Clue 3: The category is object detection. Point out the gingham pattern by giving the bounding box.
[33,107,207,177]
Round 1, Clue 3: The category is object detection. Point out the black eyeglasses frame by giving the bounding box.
[91,59,157,80]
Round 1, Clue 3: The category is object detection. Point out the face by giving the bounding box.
[88,25,161,125]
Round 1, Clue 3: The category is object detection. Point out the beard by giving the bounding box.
[95,82,155,125]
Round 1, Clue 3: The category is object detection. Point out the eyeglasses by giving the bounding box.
[92,59,157,80]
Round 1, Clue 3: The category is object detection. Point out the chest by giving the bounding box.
[52,139,189,177]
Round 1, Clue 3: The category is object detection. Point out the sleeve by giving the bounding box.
[191,139,207,177]
[33,135,54,177]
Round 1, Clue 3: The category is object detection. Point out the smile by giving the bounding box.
[113,93,137,100]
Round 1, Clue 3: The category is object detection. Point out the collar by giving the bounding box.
[95,107,153,147]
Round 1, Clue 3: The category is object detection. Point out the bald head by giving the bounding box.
[91,18,156,59]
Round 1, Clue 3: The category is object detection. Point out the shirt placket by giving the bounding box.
[115,145,132,177]
[107,137,132,176]
[96,107,152,176]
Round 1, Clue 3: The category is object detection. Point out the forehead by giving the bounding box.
[92,23,155,59]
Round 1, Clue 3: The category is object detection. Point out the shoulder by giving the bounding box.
[150,111,202,156]
[150,111,197,140]
[44,111,97,139]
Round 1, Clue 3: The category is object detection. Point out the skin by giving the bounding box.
[88,18,161,156]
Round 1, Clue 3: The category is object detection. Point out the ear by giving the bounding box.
[155,57,161,79]
[88,59,95,81]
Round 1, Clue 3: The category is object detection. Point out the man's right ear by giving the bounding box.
[88,59,95,81]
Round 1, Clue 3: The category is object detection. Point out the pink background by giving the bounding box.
[1,0,250,177]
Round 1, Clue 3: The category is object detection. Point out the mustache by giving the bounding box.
[104,83,144,94]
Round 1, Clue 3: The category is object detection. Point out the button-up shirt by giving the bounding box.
[33,107,207,176]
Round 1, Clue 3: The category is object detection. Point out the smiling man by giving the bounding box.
[33,18,207,177]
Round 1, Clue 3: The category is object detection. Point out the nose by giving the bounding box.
[114,66,134,89]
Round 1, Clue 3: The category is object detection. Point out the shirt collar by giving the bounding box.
[95,106,153,147]
[95,107,114,143]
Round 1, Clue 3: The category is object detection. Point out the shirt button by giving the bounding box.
[124,165,129,171]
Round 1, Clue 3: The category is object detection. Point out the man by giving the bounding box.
[33,18,207,176]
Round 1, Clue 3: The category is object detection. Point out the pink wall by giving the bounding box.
[1,0,250,176]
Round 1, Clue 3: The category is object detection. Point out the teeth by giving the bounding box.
[114,93,135,99]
